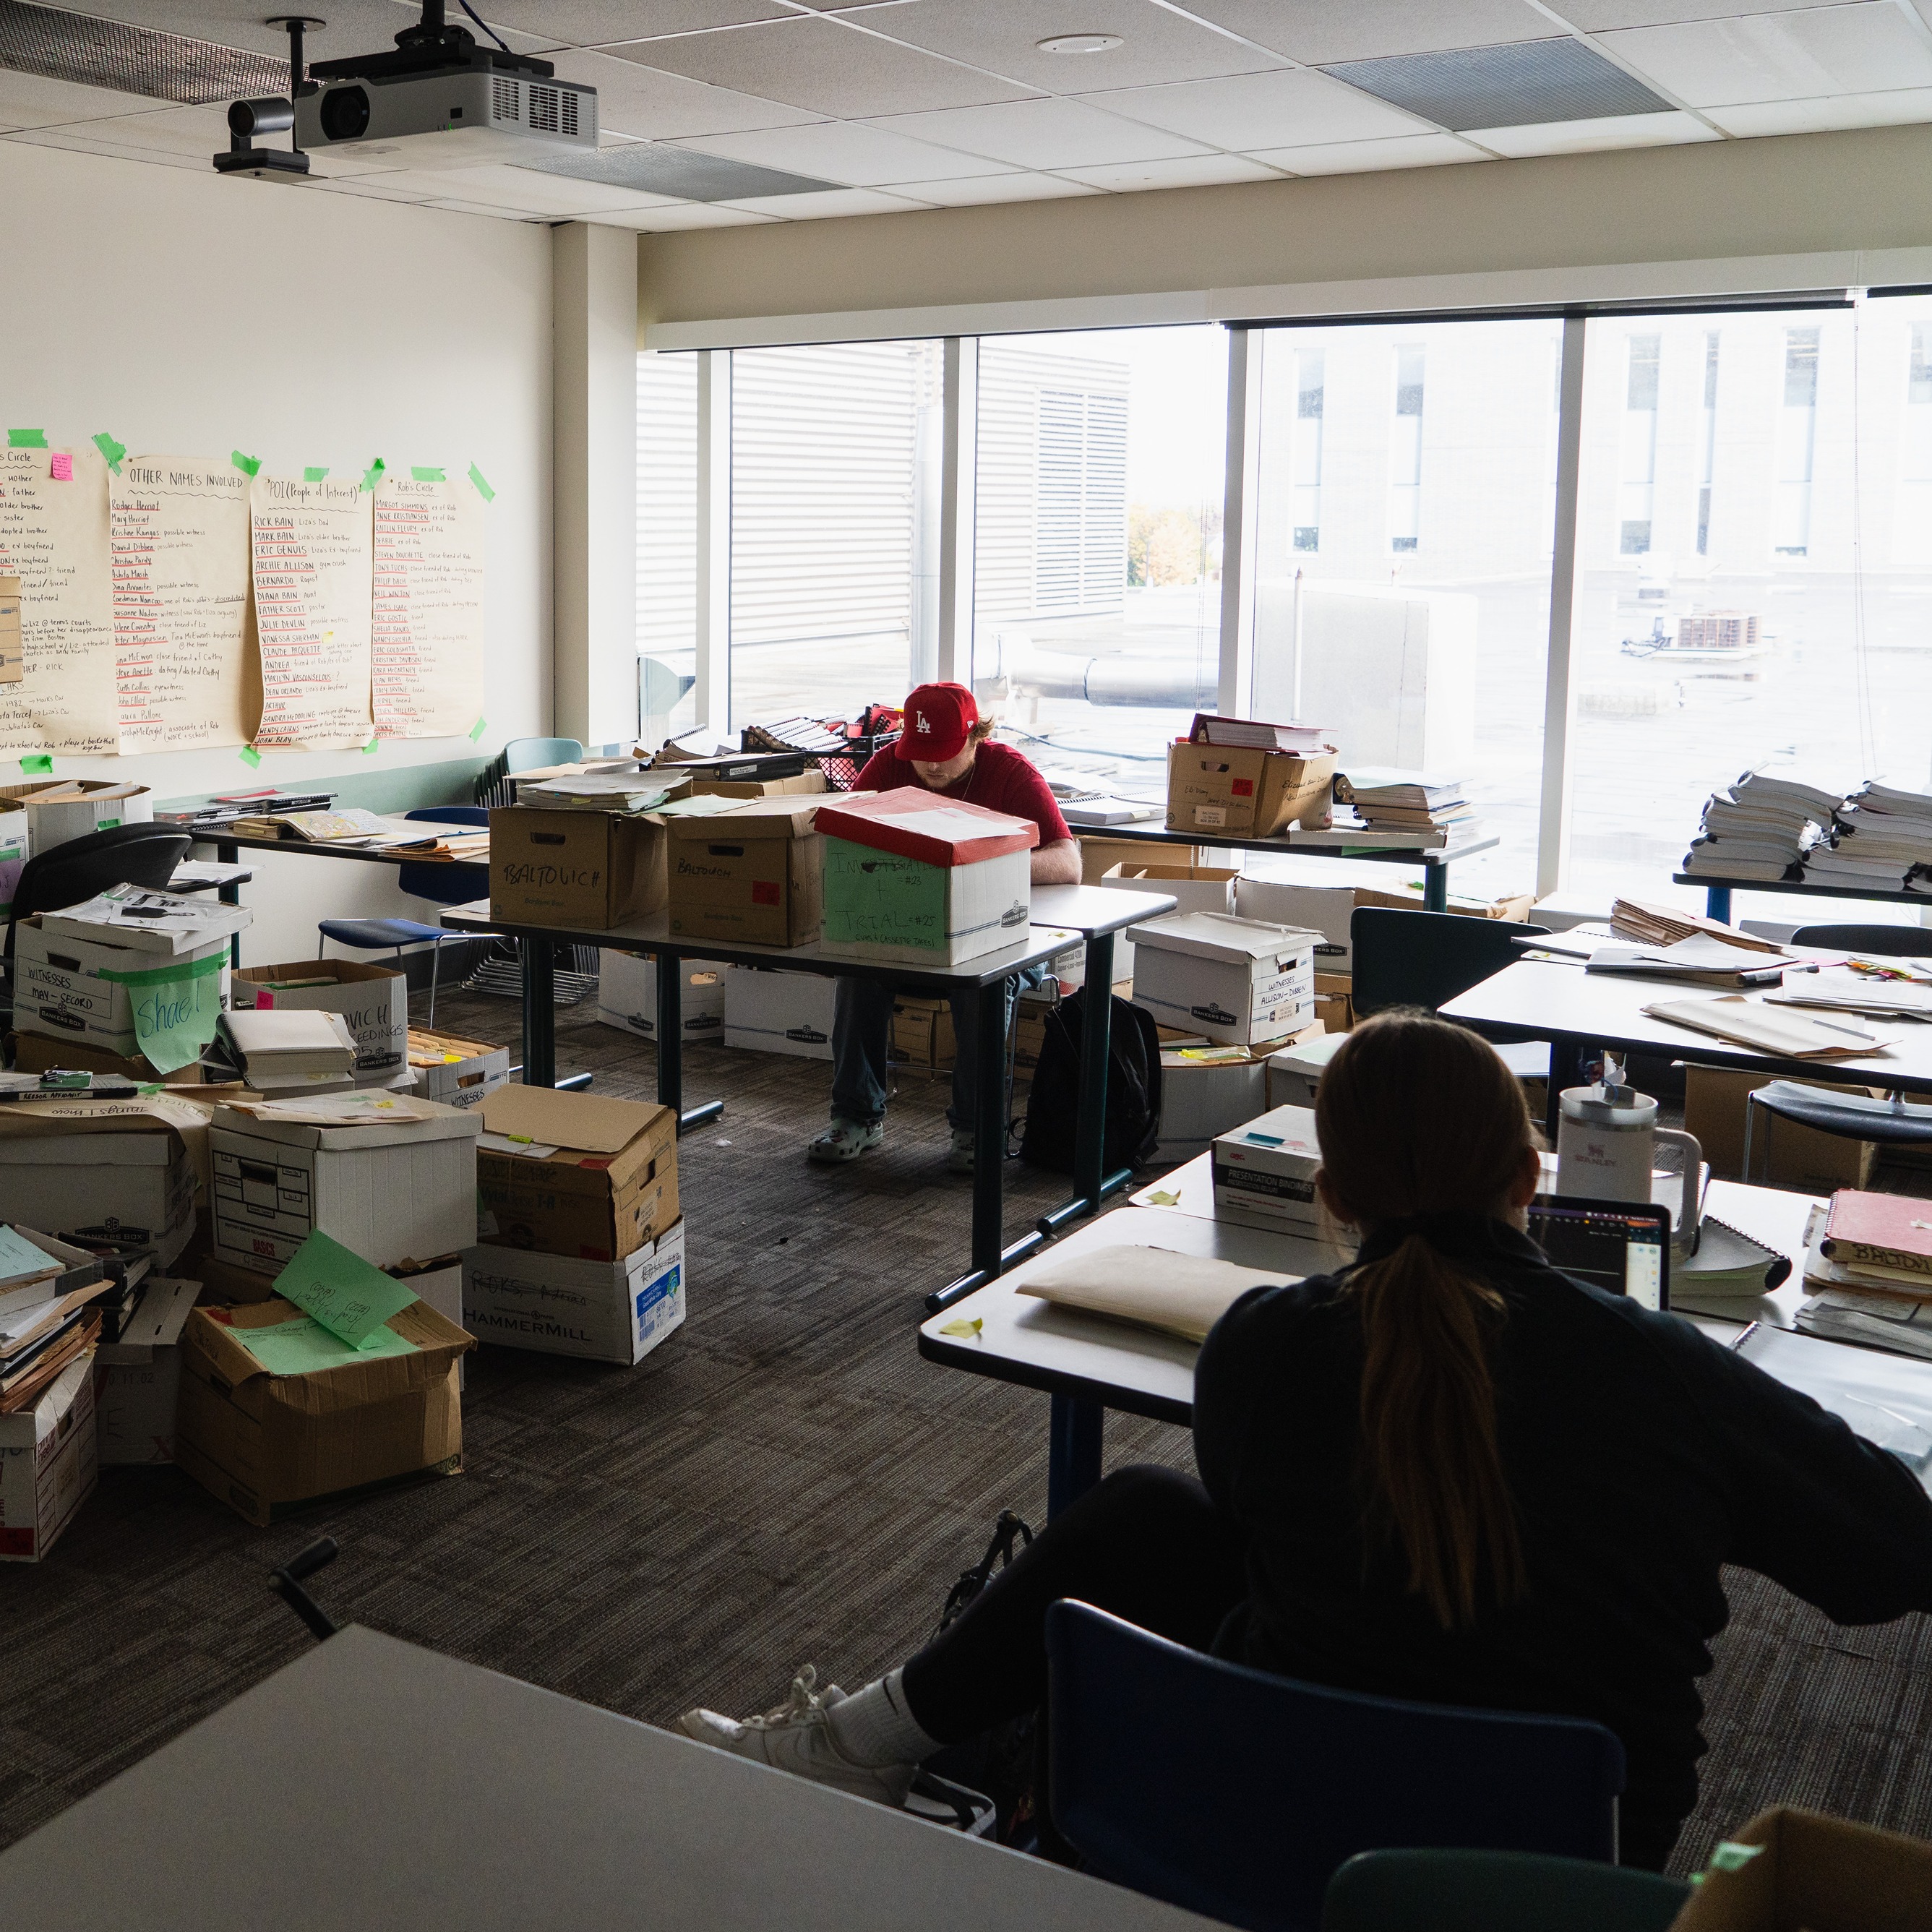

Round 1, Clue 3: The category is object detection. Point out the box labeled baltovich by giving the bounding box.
[463,1219,686,1365]
[1211,1104,1324,1232]
[1129,911,1318,1049]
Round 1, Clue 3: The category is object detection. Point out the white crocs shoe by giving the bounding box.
[809,1117,883,1164]
[678,1667,916,1806]
[945,1128,975,1175]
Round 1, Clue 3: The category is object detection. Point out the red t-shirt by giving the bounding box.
[854,740,1072,846]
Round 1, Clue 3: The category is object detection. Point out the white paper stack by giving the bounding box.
[1807,779,1932,894]
[41,884,250,955]
[1684,769,1845,882]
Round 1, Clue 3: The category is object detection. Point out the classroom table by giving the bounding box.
[439,883,1177,1293]
[0,1624,1213,1932]
[1081,820,1500,912]
[919,1162,1829,1516]
[1438,957,1932,1139]
[1675,870,1932,929]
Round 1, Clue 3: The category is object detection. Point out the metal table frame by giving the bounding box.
[1676,870,1932,929]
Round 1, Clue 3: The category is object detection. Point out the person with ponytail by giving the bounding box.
[681,1010,1932,1868]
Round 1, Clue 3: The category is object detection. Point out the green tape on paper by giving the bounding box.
[304,465,328,481]
[7,429,47,449]
[242,1310,418,1378]
[468,716,486,742]
[822,837,949,951]
[361,458,386,491]
[273,1229,420,1349]
[362,736,379,755]
[468,463,494,502]
[20,755,52,776]
[93,432,126,474]
[411,465,445,482]
[98,948,228,1075]
[239,744,262,769]
[232,450,261,477]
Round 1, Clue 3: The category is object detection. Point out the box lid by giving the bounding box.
[815,789,1039,867]
[1266,1032,1349,1078]
[1213,1104,1321,1161]
[210,1094,479,1149]
[666,797,820,841]
[1127,910,1321,967]
[480,1085,671,1157]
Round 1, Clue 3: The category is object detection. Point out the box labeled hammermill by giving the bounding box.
[463,1219,686,1366]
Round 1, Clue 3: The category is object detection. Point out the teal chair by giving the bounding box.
[1322,1850,1691,1932]
[502,736,584,773]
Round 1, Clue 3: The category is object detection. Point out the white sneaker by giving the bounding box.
[946,1129,975,1175]
[809,1117,884,1164]
[678,1667,917,1806]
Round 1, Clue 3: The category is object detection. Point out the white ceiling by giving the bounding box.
[6,0,1932,230]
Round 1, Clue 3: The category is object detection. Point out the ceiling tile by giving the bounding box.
[1325,38,1673,129]
[357,160,667,210]
[1054,152,1284,188]
[1706,83,1932,133]
[668,118,1016,182]
[1553,0,1857,25]
[715,182,937,215]
[471,1,798,45]
[0,66,171,126]
[1250,131,1490,172]
[1170,0,1560,65]
[607,14,1038,115]
[890,168,1101,202]
[1465,106,1722,151]
[867,94,1214,166]
[541,47,825,135]
[424,199,546,218]
[28,1,431,63]
[53,100,231,158]
[1089,67,1433,149]
[1597,6,1932,107]
[306,172,437,202]
[612,198,782,226]
[1,123,207,166]
[850,0,1283,95]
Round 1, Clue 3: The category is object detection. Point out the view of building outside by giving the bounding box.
[1250,317,1563,898]
[1567,296,1932,915]
[971,324,1228,802]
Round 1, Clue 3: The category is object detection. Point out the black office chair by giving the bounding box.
[1350,906,1553,1083]
[4,823,192,961]
[1741,922,1932,1179]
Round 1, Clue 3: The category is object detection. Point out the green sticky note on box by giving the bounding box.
[822,838,949,950]
[272,1229,419,1349]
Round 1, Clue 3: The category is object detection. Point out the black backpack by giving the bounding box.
[1018,988,1162,1175]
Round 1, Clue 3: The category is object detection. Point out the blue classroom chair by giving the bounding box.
[1045,1600,1625,1932]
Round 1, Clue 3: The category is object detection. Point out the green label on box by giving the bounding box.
[98,948,227,1075]
[241,1310,418,1377]
[822,837,948,950]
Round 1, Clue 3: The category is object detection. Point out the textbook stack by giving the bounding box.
[1683,769,1839,883]
[1807,780,1932,895]
[1305,769,1478,851]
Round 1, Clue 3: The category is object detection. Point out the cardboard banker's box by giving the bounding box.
[1130,911,1319,1049]
[175,1297,471,1527]
[0,1356,97,1560]
[93,1275,200,1464]
[476,1086,679,1264]
[13,916,230,1070]
[597,951,728,1044]
[489,804,664,930]
[463,1219,686,1366]
[667,797,823,948]
[1211,1104,1323,1232]
[232,959,407,1086]
[1167,744,1334,840]
[1666,1804,1932,1932]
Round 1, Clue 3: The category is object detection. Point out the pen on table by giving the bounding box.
[1730,1321,1760,1352]
[1810,1015,1874,1040]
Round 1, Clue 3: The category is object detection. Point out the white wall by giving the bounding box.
[0,141,553,958]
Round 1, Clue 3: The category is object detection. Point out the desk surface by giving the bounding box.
[0,1626,1213,1932]
[1441,958,1932,1095]
[1088,822,1499,868]
[190,816,476,865]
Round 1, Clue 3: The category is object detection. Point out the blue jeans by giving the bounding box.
[830,969,1045,1133]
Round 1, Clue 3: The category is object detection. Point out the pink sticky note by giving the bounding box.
[48,453,72,481]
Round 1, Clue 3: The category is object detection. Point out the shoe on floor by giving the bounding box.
[809,1117,883,1164]
[946,1129,975,1175]
[678,1667,916,1807]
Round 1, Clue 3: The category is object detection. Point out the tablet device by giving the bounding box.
[1528,1196,1671,1312]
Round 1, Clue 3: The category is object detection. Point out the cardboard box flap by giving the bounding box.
[668,797,820,841]
[1127,910,1323,967]
[481,1084,671,1156]
[186,1294,471,1392]
[815,789,1039,867]
[1667,1805,1932,1932]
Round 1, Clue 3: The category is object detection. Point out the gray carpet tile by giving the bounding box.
[3,983,1928,1881]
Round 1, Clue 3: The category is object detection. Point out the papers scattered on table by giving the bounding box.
[1798,1288,1932,1360]
[1057,796,1163,826]
[225,1090,446,1126]
[1016,1242,1291,1342]
[1766,970,1932,1021]
[1610,897,1787,956]
[1587,936,1787,988]
[1735,1323,1932,1487]
[227,807,395,843]
[1641,995,1900,1059]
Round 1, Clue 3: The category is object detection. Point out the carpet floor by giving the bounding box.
[4,984,1929,1883]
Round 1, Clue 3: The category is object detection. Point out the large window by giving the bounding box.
[637,350,699,744]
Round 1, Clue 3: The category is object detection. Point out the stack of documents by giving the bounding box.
[43,885,249,953]
[227,806,395,843]
[1798,1197,1932,1357]
[1585,936,1787,987]
[379,828,489,862]
[517,773,687,812]
[0,1226,105,1414]
[1016,1242,1290,1342]
[1805,779,1932,893]
[1610,897,1787,955]
[1641,994,1899,1058]
[1767,969,1932,1021]
[217,1010,358,1092]
[1190,714,1331,753]
[1683,770,1842,881]
[1318,768,1479,850]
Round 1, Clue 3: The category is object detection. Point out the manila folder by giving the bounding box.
[1016,1244,1294,1342]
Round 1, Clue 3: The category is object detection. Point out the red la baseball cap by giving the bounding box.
[895,682,978,760]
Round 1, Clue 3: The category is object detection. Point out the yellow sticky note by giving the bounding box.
[1143,1189,1180,1206]
[939,1317,982,1339]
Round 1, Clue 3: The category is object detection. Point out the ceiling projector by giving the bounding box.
[293,0,597,167]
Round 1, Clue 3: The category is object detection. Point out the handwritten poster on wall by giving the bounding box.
[0,445,119,753]
[111,456,252,752]
[371,474,486,739]
[249,473,374,750]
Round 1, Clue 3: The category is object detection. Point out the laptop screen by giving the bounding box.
[1528,1198,1670,1312]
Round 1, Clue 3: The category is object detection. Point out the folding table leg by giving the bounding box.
[1423,863,1448,914]
[653,948,721,1133]
[1048,1395,1104,1518]
[521,937,556,1087]
[1074,932,1114,1214]
[971,977,1007,1280]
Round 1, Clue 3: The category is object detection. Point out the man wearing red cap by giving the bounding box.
[810,682,1081,1173]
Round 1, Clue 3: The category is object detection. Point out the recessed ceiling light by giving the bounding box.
[1036,33,1123,53]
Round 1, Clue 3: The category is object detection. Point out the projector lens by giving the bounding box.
[319,86,371,140]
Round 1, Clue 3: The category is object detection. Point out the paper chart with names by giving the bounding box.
[372,474,484,739]
[111,457,252,752]
[250,474,373,750]
[0,445,117,753]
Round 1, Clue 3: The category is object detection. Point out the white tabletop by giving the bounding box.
[1441,958,1932,1095]
[0,1626,1214,1932]
[1031,883,1177,937]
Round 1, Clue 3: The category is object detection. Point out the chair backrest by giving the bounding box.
[1321,1850,1690,1932]
[398,806,490,906]
[1046,1601,1624,1932]
[502,737,584,775]
[1791,922,1931,956]
[7,825,192,955]
[1351,906,1550,1018]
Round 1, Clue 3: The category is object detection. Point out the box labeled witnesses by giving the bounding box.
[0,1357,96,1561]
[722,967,836,1058]
[463,1220,686,1366]
[174,1296,470,1527]
[476,1086,678,1263]
[597,951,728,1044]
[667,798,824,948]
[13,917,230,1072]
[1167,744,1334,840]
[93,1275,199,1464]
[1212,1104,1324,1232]
[1130,911,1318,1049]
[408,1028,512,1111]
[210,1096,479,1274]
[232,959,408,1086]
[816,790,1036,968]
